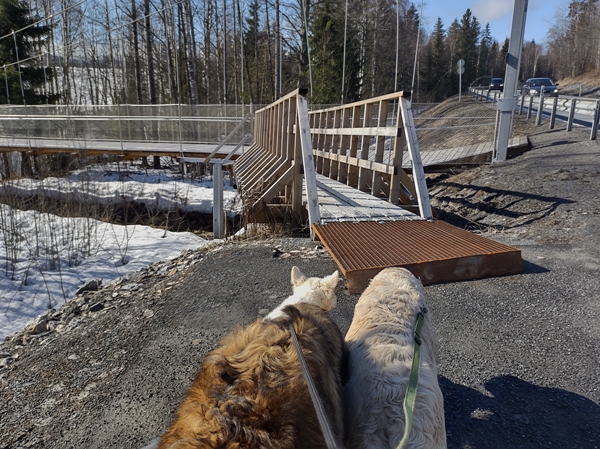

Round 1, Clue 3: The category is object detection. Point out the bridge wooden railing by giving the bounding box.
[233,88,320,228]
[233,89,432,231]
[308,92,430,216]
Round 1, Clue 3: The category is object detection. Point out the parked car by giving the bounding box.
[489,78,504,91]
[522,78,559,97]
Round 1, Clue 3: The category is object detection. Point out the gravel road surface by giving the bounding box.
[1,127,599,449]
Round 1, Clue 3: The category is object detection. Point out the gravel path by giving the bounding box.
[1,127,599,449]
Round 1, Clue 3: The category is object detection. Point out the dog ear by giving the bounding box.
[291,266,306,287]
[322,270,339,291]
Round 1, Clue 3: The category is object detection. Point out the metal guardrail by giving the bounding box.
[469,87,600,140]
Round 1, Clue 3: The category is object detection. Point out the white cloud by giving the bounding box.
[471,0,513,23]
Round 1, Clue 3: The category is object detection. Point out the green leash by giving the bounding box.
[396,311,426,449]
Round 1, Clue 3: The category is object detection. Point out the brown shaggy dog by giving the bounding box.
[158,301,348,449]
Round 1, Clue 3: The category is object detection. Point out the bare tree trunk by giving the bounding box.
[204,0,212,103]
[222,0,227,103]
[182,0,199,105]
[275,0,280,99]
[236,0,255,103]
[2,153,11,179]
[130,0,143,104]
[144,0,160,168]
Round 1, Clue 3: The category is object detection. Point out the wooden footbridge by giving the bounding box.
[234,89,522,293]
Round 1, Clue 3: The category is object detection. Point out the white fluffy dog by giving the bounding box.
[344,267,446,449]
[266,266,339,320]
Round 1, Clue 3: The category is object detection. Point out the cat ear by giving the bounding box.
[323,270,339,291]
[291,266,306,286]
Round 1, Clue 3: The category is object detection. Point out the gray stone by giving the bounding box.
[88,303,104,313]
[75,279,102,295]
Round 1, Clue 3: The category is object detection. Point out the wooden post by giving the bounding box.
[347,105,361,187]
[358,102,373,192]
[389,99,405,204]
[399,98,433,219]
[337,106,351,184]
[371,99,389,197]
[330,108,342,181]
[297,94,321,238]
[527,95,534,119]
[292,103,303,215]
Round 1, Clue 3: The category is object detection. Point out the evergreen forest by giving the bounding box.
[0,0,598,106]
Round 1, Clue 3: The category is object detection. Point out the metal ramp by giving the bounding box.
[313,220,522,294]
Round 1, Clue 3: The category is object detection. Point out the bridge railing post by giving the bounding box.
[213,161,224,239]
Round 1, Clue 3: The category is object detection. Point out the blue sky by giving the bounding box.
[420,0,567,44]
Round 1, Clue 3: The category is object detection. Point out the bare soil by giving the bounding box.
[1,125,599,449]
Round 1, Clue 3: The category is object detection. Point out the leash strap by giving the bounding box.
[396,312,425,449]
[288,322,342,449]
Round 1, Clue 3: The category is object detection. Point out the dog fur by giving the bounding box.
[158,267,347,449]
[266,266,339,320]
[344,267,446,449]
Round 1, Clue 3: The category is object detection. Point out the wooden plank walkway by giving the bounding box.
[0,137,239,159]
[308,174,422,223]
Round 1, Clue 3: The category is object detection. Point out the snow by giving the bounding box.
[0,163,241,340]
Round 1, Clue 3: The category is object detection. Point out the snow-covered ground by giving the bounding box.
[0,163,241,340]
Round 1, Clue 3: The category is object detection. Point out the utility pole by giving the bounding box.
[494,0,528,162]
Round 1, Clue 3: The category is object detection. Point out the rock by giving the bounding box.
[142,309,154,319]
[26,316,48,335]
[121,283,142,292]
[88,303,104,313]
[75,279,102,295]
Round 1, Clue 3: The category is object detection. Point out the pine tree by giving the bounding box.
[423,17,448,101]
[477,23,493,83]
[456,8,480,88]
[0,0,55,105]
[309,0,360,103]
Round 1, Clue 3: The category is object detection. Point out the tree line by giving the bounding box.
[0,0,598,108]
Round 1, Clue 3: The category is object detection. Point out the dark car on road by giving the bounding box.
[522,78,559,97]
[489,78,504,91]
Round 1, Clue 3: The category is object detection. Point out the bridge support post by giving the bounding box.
[296,93,321,239]
[213,161,224,239]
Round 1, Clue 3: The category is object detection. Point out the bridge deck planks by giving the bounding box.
[0,137,240,159]
[305,174,421,223]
